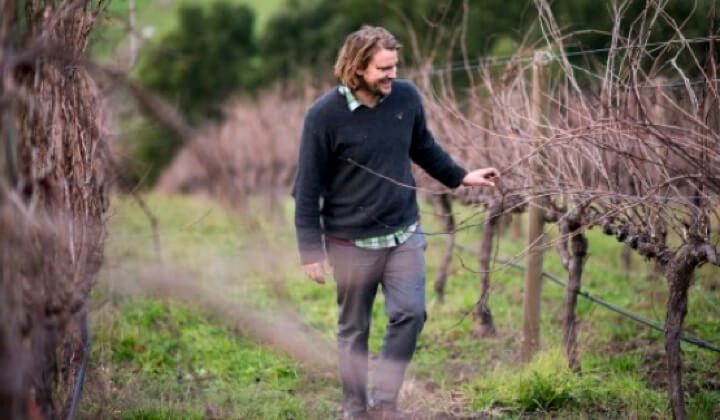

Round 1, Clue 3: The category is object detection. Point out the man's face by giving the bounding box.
[357,48,398,97]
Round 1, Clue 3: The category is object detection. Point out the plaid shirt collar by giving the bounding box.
[338,85,386,112]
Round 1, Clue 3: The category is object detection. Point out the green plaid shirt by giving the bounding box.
[338,85,362,111]
[337,85,387,110]
[337,85,417,249]
[352,222,419,249]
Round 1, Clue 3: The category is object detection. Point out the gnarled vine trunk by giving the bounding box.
[476,200,502,337]
[433,193,455,302]
[663,243,715,420]
[560,215,587,372]
[1,1,108,417]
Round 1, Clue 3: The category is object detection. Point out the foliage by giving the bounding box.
[137,2,258,123]
[258,0,719,86]
[89,0,284,59]
[127,2,259,186]
[123,119,181,188]
[257,0,437,83]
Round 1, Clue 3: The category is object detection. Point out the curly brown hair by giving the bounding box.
[333,26,401,90]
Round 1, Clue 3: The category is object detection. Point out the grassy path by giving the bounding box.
[80,194,720,419]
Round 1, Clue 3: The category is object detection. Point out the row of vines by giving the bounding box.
[1,0,719,419]
[160,2,720,419]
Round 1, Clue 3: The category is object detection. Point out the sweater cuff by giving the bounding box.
[299,244,326,265]
[447,166,468,189]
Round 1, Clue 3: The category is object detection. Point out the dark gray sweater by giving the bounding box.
[293,79,467,264]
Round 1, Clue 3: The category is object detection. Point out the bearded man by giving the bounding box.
[293,26,499,420]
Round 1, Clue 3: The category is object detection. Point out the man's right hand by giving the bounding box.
[302,261,329,284]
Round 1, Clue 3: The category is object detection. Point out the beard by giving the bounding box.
[359,77,392,97]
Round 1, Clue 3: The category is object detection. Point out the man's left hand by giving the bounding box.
[462,167,500,187]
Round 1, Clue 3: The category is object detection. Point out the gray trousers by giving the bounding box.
[325,230,427,415]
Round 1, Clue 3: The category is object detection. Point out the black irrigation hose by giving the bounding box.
[67,316,91,420]
[454,244,720,354]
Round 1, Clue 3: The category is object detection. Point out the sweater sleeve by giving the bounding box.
[293,109,330,265]
[408,89,468,188]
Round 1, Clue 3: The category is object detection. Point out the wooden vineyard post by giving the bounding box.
[521,50,550,362]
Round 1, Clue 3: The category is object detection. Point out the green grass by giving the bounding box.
[81,194,720,419]
[83,295,336,419]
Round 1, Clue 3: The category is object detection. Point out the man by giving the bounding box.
[293,26,499,419]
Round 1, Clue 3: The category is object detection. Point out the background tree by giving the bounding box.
[129,2,258,185]
[139,2,258,123]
